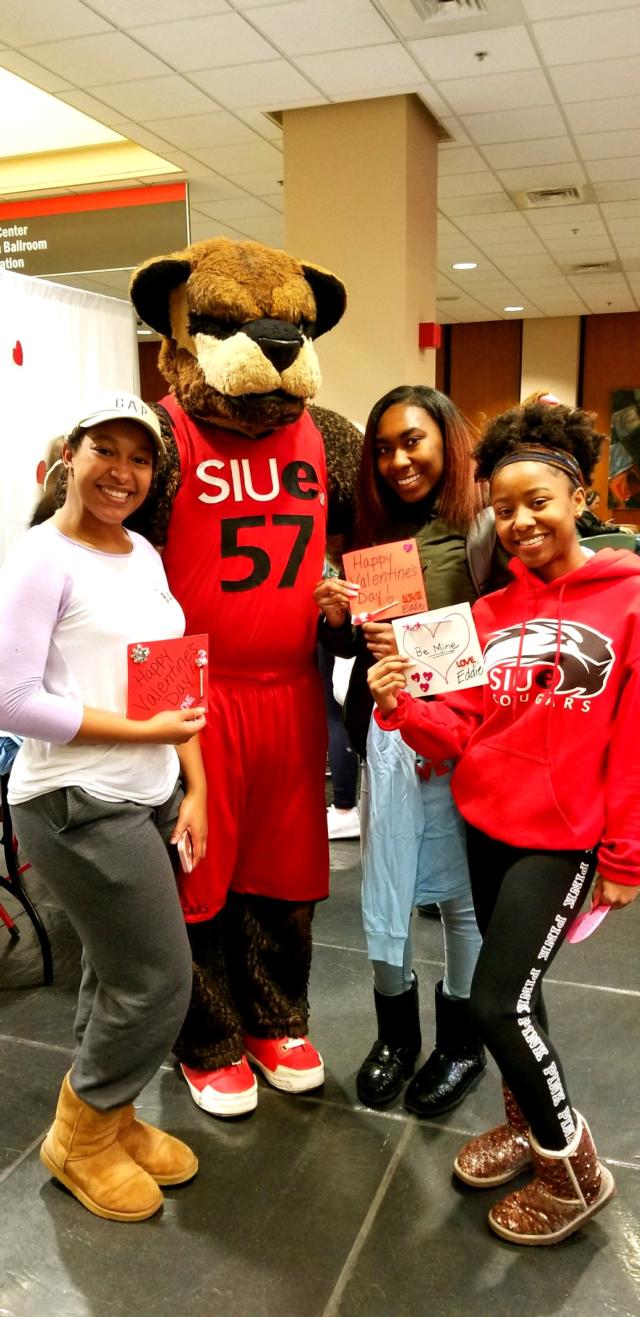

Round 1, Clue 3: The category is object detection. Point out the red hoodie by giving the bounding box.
[375,549,640,886]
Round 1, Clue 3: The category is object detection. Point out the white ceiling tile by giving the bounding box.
[436,216,458,233]
[437,147,487,176]
[247,0,391,56]
[0,51,73,93]
[235,108,282,139]
[567,97,640,136]
[222,166,284,193]
[95,121,177,157]
[578,131,640,161]
[188,140,282,173]
[191,59,321,107]
[436,70,554,116]
[526,219,607,240]
[533,11,640,66]
[475,236,548,256]
[144,110,257,149]
[27,33,169,84]
[524,0,638,16]
[607,217,640,236]
[189,215,246,240]
[585,155,640,183]
[56,89,130,126]
[410,27,539,82]
[188,176,249,203]
[524,203,601,228]
[415,84,451,120]
[89,76,217,119]
[438,173,503,199]
[437,118,472,146]
[231,0,312,7]
[201,195,278,221]
[294,45,423,96]
[496,162,587,192]
[461,105,565,144]
[483,138,577,170]
[550,57,640,104]
[91,0,230,23]
[0,0,112,44]
[439,194,517,218]
[131,13,277,71]
[236,217,284,241]
[595,181,640,203]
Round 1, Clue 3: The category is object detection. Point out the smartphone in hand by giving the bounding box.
[176,831,193,874]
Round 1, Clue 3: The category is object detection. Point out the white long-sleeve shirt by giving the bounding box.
[0,523,185,805]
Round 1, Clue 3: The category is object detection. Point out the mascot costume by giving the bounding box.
[129,237,360,1117]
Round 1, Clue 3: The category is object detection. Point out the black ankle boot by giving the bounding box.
[356,979,421,1108]
[404,981,485,1118]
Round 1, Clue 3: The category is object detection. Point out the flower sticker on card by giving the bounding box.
[393,602,488,697]
[127,634,209,718]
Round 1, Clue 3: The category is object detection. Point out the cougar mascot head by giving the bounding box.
[130,236,347,437]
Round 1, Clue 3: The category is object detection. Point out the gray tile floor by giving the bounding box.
[1,839,639,1317]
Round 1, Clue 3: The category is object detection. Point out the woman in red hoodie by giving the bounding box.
[367,402,640,1246]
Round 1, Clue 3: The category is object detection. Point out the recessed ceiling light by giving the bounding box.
[452,262,477,270]
[504,305,524,312]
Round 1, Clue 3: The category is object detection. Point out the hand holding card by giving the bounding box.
[566,905,610,944]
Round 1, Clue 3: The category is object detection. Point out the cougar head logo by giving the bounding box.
[484,619,614,698]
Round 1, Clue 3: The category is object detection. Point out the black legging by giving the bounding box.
[466,826,598,1150]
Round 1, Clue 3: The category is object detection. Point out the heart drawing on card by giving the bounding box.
[12,340,23,366]
[411,672,421,683]
[401,612,470,682]
[403,542,412,552]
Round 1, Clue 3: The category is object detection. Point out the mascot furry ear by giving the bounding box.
[130,237,346,436]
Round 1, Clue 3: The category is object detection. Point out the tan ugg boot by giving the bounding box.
[454,1080,532,1187]
[40,1073,163,1222]
[119,1106,198,1185]
[488,1112,616,1245]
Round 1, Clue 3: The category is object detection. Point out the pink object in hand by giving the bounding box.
[566,904,610,944]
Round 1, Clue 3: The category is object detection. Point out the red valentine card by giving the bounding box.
[341,539,428,622]
[126,634,209,719]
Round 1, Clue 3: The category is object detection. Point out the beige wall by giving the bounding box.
[283,95,438,427]
[520,316,581,406]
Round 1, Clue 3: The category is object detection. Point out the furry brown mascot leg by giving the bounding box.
[226,894,325,1093]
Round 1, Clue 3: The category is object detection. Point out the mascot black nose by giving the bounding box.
[243,317,304,372]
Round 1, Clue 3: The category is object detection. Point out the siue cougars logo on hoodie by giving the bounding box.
[484,618,615,705]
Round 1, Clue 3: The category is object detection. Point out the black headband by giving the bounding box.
[490,445,584,488]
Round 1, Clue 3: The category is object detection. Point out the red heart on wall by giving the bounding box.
[12,340,23,366]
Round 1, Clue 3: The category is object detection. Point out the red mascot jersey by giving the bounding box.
[160,395,330,919]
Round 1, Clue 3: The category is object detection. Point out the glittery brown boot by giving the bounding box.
[488,1113,616,1246]
[453,1080,532,1187]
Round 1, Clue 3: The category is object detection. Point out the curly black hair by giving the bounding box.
[473,402,604,486]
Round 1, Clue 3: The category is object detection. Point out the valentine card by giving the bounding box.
[392,602,488,697]
[341,539,428,622]
[127,634,209,719]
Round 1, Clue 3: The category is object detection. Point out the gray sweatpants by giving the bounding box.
[12,784,192,1111]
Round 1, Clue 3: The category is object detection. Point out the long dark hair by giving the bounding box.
[355,385,483,545]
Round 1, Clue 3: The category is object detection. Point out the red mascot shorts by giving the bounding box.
[178,666,329,921]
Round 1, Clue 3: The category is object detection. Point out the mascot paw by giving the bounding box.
[243,1035,325,1093]
[180,1059,257,1117]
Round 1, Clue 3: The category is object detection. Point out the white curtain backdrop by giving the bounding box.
[0,270,139,564]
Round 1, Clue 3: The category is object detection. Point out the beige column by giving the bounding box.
[283,96,439,426]
[520,317,580,406]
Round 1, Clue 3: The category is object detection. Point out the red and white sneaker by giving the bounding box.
[180,1059,258,1117]
[243,1035,325,1093]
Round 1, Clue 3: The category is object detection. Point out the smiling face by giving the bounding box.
[490,460,586,582]
[63,419,155,535]
[374,404,444,505]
